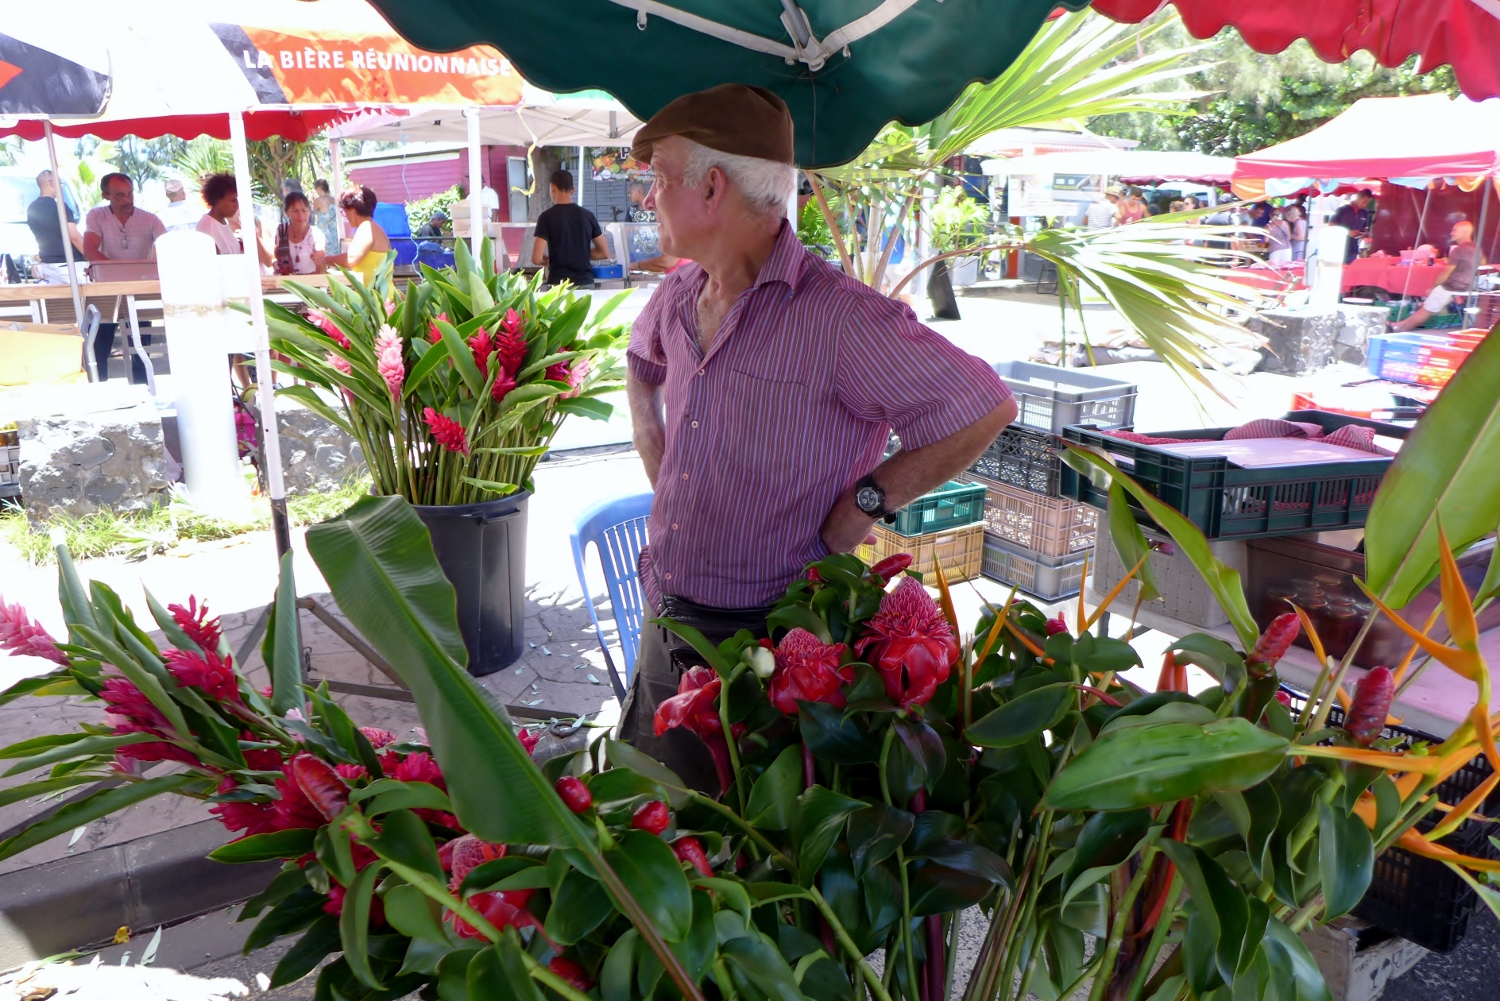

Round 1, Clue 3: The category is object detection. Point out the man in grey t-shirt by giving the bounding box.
[1393,220,1481,331]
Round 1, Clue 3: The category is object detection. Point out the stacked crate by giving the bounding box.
[0,422,18,503]
[1366,329,1487,388]
[858,480,987,583]
[969,364,1137,602]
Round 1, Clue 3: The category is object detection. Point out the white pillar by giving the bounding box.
[229,112,291,547]
[466,107,484,262]
[156,231,251,520]
[328,136,344,250]
[1310,225,1347,310]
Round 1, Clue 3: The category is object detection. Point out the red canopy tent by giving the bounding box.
[1093,0,1500,103]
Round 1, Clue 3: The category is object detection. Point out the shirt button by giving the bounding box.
[690,420,699,428]
[698,370,705,377]
[664,572,673,581]
[681,473,689,481]
[672,523,680,531]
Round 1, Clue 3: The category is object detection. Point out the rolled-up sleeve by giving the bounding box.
[626,285,669,385]
[834,292,1010,450]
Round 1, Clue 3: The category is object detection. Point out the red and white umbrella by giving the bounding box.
[1094,0,1500,102]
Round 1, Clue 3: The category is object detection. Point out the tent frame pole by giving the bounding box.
[466,107,484,262]
[228,110,293,560]
[43,122,87,367]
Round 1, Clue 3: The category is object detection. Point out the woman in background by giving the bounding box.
[325,185,390,285]
[1286,205,1308,261]
[271,191,326,275]
[312,179,340,255]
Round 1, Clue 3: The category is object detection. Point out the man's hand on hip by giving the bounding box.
[820,490,879,554]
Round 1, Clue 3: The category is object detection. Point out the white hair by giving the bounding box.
[679,139,796,217]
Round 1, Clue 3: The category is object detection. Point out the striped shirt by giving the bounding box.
[628,221,1010,610]
[85,206,166,259]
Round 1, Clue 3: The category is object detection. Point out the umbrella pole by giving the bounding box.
[466,107,484,262]
[43,122,87,369]
[228,110,293,560]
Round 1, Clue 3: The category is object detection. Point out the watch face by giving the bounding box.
[856,485,882,513]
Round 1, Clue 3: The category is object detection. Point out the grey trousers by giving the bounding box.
[616,603,771,796]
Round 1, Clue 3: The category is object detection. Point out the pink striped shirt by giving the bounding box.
[628,221,1010,610]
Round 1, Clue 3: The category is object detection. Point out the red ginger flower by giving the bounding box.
[1345,666,1394,747]
[0,598,70,667]
[164,647,241,704]
[290,753,351,821]
[855,576,958,708]
[767,628,851,715]
[491,369,517,403]
[423,407,469,455]
[469,327,495,374]
[167,597,222,654]
[100,675,171,734]
[375,326,405,400]
[210,776,279,837]
[270,760,330,831]
[384,750,446,789]
[243,742,284,771]
[427,311,450,344]
[517,728,539,755]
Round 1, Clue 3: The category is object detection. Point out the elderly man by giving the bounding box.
[83,173,165,382]
[1392,220,1480,332]
[620,84,1016,788]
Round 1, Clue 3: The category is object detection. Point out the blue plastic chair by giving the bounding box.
[569,492,653,699]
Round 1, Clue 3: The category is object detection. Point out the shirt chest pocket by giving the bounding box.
[720,364,814,474]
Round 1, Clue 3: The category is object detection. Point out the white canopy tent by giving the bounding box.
[331,87,642,148]
[978,149,1237,185]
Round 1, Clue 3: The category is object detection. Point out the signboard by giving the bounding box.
[1051,173,1103,197]
[213,24,523,107]
[1007,175,1079,219]
[591,148,651,183]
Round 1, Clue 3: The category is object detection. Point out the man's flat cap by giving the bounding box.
[631,84,794,166]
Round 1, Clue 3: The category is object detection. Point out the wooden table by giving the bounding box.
[0,276,341,392]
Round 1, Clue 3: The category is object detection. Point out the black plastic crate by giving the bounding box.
[968,426,1065,496]
[1060,411,1410,540]
[1283,690,1497,952]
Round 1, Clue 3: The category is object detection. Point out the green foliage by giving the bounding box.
[1089,12,1460,156]
[406,185,464,232]
[928,187,988,255]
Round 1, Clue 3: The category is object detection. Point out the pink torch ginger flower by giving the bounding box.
[307,310,349,349]
[374,326,405,400]
[767,628,851,715]
[855,577,959,708]
[423,407,470,455]
[0,598,70,667]
[358,726,396,748]
[444,834,508,890]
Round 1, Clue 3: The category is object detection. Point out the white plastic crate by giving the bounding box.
[972,475,1097,558]
[1091,527,1247,628]
[993,361,1137,433]
[981,533,1091,602]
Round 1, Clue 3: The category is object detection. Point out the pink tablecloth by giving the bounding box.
[1223,263,1307,292]
[1342,257,1445,297]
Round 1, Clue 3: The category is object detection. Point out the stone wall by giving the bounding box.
[16,403,366,521]
[275,406,367,495]
[18,406,176,520]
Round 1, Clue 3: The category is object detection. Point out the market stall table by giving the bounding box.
[1342,256,1447,298]
[1222,262,1307,293]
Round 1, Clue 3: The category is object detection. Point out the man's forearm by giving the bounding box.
[876,398,1018,509]
[627,373,666,487]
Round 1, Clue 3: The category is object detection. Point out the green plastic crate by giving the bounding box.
[889,480,987,537]
[1059,411,1410,540]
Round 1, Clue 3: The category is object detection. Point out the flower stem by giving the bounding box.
[878,724,921,1001]
[810,886,896,1001]
[1086,847,1156,1001]
[718,664,747,814]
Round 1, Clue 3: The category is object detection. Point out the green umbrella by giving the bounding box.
[363,0,1089,167]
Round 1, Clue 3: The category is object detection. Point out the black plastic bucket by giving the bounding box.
[413,491,529,676]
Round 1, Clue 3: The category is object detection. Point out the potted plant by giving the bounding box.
[262,244,627,674]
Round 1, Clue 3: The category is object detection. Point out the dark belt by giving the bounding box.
[654,596,774,674]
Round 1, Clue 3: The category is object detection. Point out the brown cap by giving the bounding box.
[631,84,794,166]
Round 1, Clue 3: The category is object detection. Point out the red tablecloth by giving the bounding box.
[1223,263,1307,292]
[1342,257,1446,297]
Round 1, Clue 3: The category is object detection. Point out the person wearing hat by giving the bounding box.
[620,83,1017,790]
[1086,186,1121,229]
[159,177,200,233]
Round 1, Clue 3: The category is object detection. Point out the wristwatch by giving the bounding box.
[854,473,896,523]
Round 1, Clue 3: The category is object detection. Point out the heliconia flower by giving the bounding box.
[869,554,913,583]
[550,957,595,992]
[1344,666,1394,747]
[326,350,352,376]
[272,760,335,831]
[0,598,70,667]
[767,628,851,715]
[374,326,405,400]
[423,407,470,455]
[358,726,396,748]
[855,577,959,708]
[469,327,495,374]
[491,370,517,403]
[654,666,727,739]
[494,309,528,373]
[290,753,351,821]
[1246,612,1301,679]
[164,647,241,704]
[427,311,450,344]
[307,310,350,349]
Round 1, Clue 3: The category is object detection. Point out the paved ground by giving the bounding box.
[4,285,1496,996]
